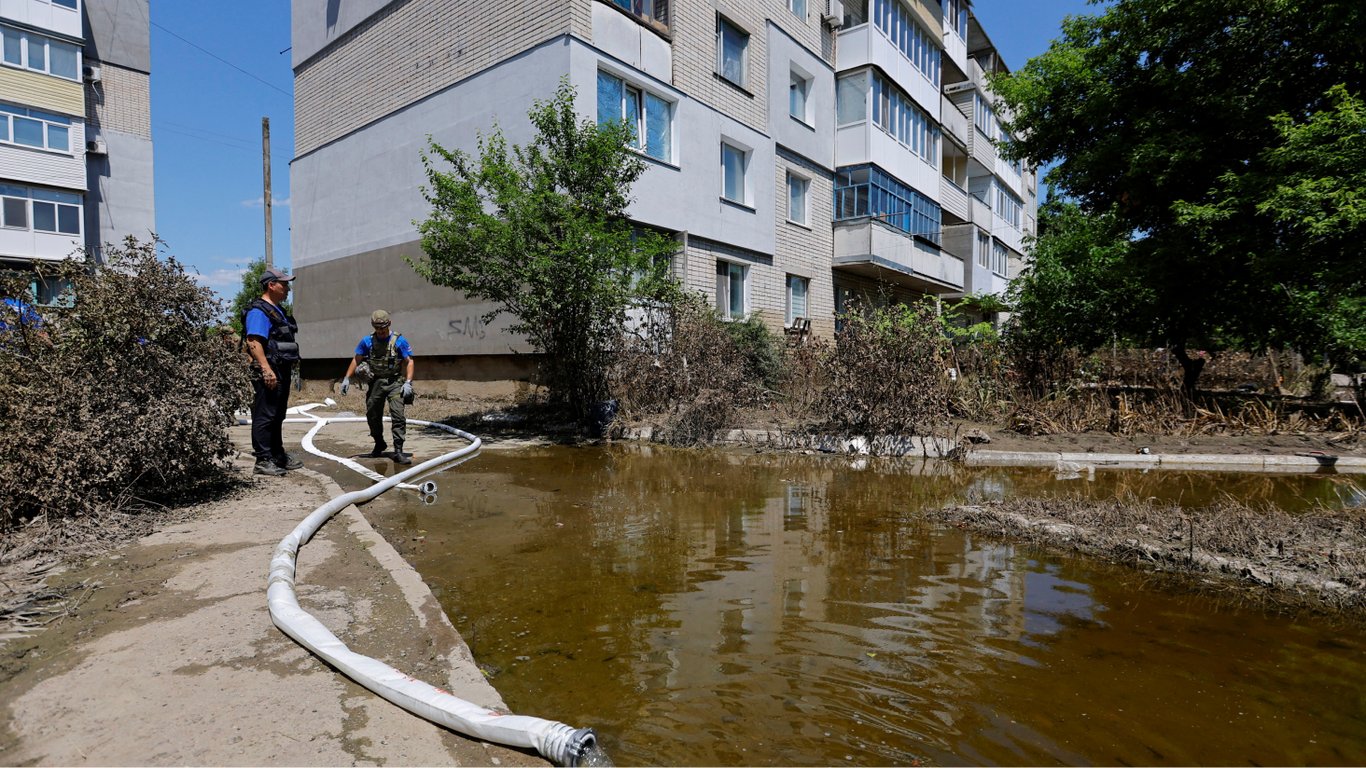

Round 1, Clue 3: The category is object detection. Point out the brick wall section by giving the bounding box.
[768,1,834,68]
[294,0,574,156]
[775,148,835,337]
[83,62,150,139]
[672,0,769,131]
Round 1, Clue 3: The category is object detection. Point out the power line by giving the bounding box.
[151,20,291,98]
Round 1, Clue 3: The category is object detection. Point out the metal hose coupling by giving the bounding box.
[540,724,600,767]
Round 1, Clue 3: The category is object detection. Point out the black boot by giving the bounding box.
[392,447,412,465]
[363,442,388,458]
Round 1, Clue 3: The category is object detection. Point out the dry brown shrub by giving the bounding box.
[0,239,249,531]
[610,294,774,443]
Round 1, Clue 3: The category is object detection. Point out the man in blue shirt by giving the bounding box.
[340,309,415,464]
[242,268,302,476]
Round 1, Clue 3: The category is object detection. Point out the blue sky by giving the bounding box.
[148,0,1098,302]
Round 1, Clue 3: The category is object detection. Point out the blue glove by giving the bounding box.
[341,377,350,395]
[401,381,414,399]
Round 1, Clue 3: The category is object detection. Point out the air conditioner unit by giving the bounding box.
[83,63,102,83]
[822,0,844,28]
[86,137,107,155]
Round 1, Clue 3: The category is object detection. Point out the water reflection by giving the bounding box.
[367,445,1366,766]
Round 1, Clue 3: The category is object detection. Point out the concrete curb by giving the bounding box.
[619,426,1366,473]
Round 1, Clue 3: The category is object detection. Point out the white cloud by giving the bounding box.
[193,266,248,302]
[240,195,291,209]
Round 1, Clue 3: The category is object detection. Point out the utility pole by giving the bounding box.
[262,116,273,270]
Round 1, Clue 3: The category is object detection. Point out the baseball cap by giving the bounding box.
[371,309,391,325]
[259,268,295,285]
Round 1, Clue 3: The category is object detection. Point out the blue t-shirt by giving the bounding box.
[355,333,413,359]
[1,297,43,331]
[244,304,280,340]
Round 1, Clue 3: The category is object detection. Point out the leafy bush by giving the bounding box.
[0,238,250,530]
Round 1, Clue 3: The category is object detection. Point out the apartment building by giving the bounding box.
[289,0,1034,377]
[0,0,154,302]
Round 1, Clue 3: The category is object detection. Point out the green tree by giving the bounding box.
[993,0,1366,395]
[228,258,290,335]
[414,79,677,422]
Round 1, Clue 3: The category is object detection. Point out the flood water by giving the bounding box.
[364,444,1366,766]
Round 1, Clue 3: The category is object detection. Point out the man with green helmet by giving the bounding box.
[340,309,416,464]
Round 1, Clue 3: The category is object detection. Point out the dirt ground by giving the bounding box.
[2,388,1363,765]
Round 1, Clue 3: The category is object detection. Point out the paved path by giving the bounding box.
[0,422,545,767]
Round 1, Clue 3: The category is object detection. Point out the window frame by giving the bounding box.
[789,68,813,126]
[785,274,809,327]
[0,26,81,80]
[716,14,749,89]
[715,260,749,320]
[786,171,809,226]
[789,0,807,20]
[596,69,674,163]
[0,183,82,236]
[0,103,75,153]
[720,141,749,206]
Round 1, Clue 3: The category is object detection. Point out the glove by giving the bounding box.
[341,377,350,395]
[401,381,414,400]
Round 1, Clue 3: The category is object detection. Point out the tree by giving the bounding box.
[228,258,290,335]
[993,0,1366,396]
[414,79,677,421]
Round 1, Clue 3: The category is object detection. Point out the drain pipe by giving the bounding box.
[267,413,599,766]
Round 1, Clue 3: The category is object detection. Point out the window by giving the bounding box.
[836,71,868,125]
[0,183,81,236]
[607,0,668,26]
[974,91,998,138]
[716,261,748,320]
[996,185,1022,229]
[787,172,809,225]
[32,275,74,307]
[834,163,941,244]
[52,0,80,8]
[0,26,80,80]
[789,0,807,18]
[786,275,809,326]
[721,142,747,205]
[944,0,967,40]
[992,239,1008,276]
[976,229,990,269]
[870,71,940,165]
[0,103,74,152]
[870,0,940,87]
[716,15,748,87]
[789,70,811,124]
[597,71,672,162]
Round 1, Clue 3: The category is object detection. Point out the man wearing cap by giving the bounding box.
[243,268,303,476]
[340,310,416,464]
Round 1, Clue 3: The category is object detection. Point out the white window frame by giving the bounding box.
[0,26,80,80]
[785,274,809,326]
[975,229,990,269]
[789,67,812,125]
[0,183,82,236]
[789,0,807,19]
[596,70,674,163]
[992,239,1008,277]
[786,171,809,226]
[716,14,749,88]
[0,103,74,153]
[720,141,749,206]
[716,260,749,320]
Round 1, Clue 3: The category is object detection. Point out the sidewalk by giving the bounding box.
[0,423,545,767]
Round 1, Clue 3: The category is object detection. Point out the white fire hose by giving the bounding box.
[266,404,599,766]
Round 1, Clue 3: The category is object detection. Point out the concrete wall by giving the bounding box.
[83,0,148,72]
[85,128,153,247]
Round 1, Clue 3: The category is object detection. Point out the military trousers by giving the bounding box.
[366,377,406,450]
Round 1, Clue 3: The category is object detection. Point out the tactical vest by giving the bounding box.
[243,298,300,365]
[366,333,403,381]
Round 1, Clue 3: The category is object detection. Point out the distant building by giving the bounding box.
[290,0,1034,381]
[0,0,154,301]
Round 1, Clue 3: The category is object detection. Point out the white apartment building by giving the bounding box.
[290,0,1034,378]
[0,0,154,301]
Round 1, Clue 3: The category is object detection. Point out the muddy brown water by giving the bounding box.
[355,444,1366,766]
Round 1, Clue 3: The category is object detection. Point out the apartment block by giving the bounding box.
[290,0,1035,375]
[0,0,153,301]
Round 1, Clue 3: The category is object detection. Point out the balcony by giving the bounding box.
[832,219,964,294]
[940,94,969,148]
